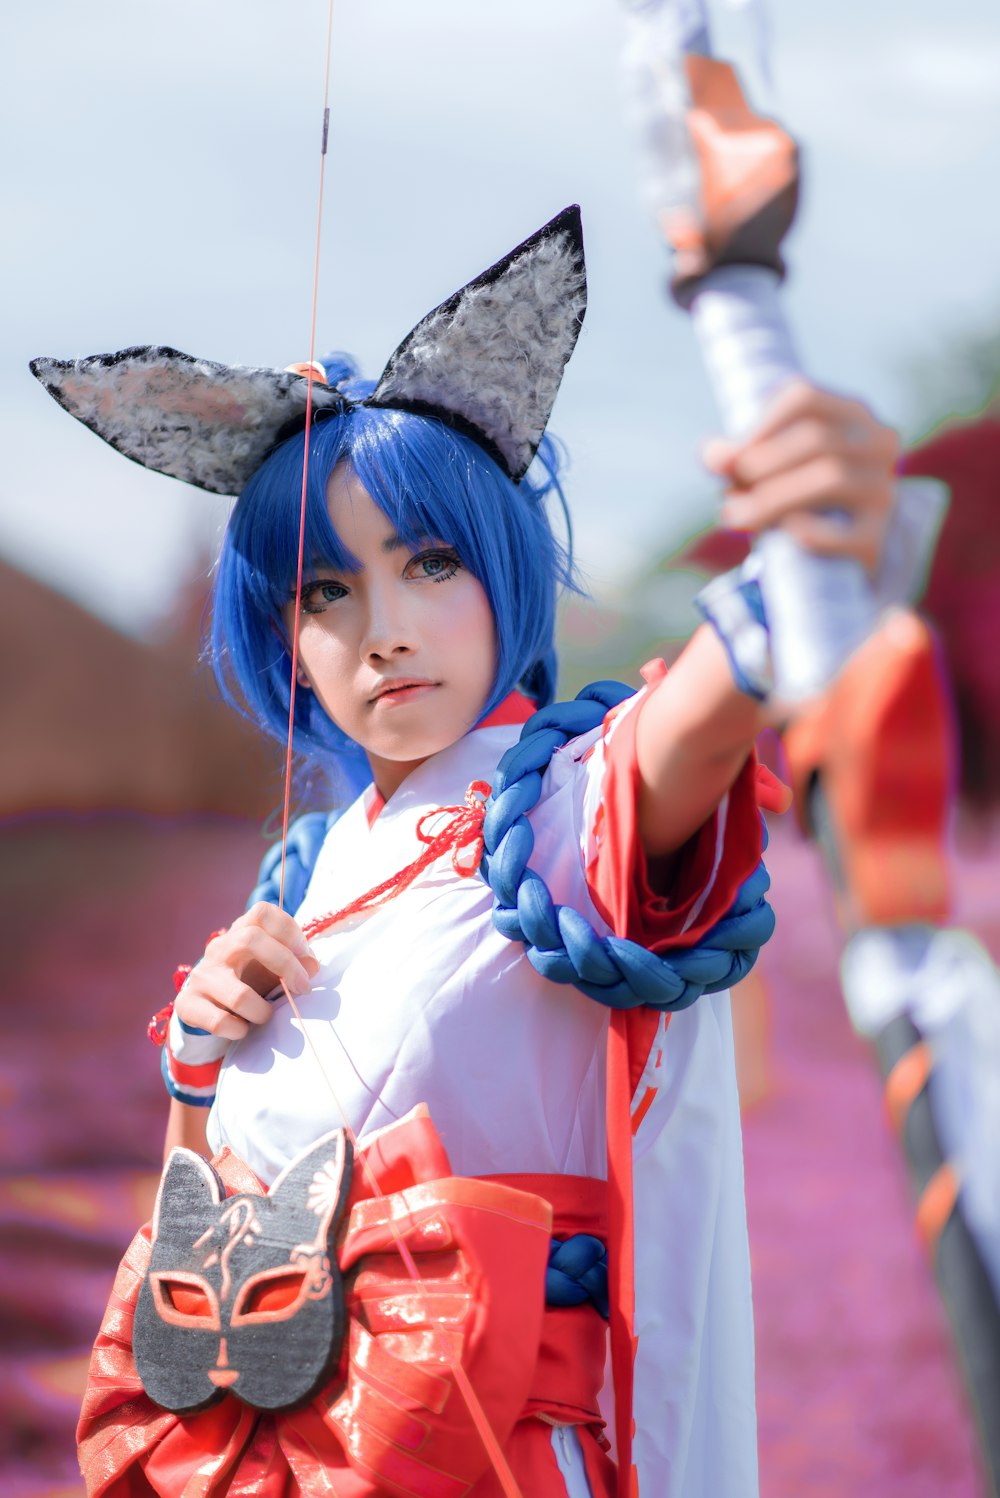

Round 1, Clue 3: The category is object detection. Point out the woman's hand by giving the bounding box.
[175,903,320,1042]
[702,380,900,574]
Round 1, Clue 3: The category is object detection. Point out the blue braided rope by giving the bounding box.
[546,1234,609,1319]
[480,681,774,1011]
[247,810,341,914]
[250,682,774,1012]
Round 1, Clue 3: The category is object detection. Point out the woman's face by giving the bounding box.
[285,463,497,799]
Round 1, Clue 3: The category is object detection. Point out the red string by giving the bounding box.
[147,1004,174,1047]
[302,781,490,940]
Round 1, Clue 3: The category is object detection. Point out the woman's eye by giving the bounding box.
[300,580,347,613]
[407,550,461,583]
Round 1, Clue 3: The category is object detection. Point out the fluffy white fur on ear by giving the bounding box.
[373,210,587,480]
[30,347,345,496]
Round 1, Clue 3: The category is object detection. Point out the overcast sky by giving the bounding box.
[4,0,999,635]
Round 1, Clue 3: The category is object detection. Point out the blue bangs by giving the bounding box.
[210,387,574,796]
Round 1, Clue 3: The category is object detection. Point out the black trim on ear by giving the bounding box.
[369,206,587,482]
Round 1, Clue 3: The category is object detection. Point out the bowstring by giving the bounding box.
[273,12,525,1492]
[277,0,336,915]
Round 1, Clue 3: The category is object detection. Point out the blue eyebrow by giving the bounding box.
[382,532,443,555]
[303,533,436,576]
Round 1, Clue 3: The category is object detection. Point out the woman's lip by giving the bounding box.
[370,681,438,705]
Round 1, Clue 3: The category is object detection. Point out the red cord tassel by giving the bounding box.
[149,931,228,1046]
[147,1002,174,1047]
[304,780,491,940]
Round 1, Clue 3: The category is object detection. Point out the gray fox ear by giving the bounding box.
[152,1148,225,1241]
[267,1129,353,1245]
[369,205,587,482]
[29,346,348,496]
[30,206,586,495]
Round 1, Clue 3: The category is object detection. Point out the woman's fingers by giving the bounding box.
[718,379,893,455]
[202,906,319,996]
[703,381,899,492]
[223,925,316,997]
[226,902,319,973]
[778,509,888,574]
[722,414,897,491]
[701,435,740,475]
[701,381,899,573]
[175,978,273,1040]
[702,382,831,477]
[175,904,321,1038]
[720,457,894,531]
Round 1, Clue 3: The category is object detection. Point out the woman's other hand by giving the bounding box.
[175,903,320,1041]
[702,380,900,574]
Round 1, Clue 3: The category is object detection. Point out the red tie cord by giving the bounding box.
[147,787,489,1044]
[147,780,489,1045]
[149,783,489,1045]
[302,781,491,939]
[148,931,229,1045]
[607,1010,639,1498]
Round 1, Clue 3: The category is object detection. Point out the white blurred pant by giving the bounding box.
[551,1425,595,1497]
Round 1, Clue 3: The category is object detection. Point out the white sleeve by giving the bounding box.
[631,994,759,1498]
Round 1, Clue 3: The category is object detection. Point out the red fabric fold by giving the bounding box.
[586,665,764,953]
[606,1012,638,1498]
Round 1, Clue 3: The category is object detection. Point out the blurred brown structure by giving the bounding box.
[1,557,285,1492]
[1,558,280,819]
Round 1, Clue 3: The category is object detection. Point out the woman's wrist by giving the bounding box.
[161,1003,230,1107]
[150,933,233,1108]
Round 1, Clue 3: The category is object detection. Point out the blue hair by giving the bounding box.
[210,355,575,801]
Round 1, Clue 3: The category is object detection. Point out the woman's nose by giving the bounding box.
[360,585,415,661]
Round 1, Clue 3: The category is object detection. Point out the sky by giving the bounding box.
[4,0,1000,636]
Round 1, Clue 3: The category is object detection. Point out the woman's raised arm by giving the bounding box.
[635,380,899,857]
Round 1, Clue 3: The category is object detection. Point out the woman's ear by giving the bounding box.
[295,666,312,689]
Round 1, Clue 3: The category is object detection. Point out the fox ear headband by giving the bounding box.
[30,206,586,493]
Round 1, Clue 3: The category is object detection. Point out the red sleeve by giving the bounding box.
[585,671,766,954]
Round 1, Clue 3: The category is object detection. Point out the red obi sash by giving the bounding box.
[78,1109,614,1498]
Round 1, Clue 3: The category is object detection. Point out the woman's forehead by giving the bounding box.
[323,459,450,549]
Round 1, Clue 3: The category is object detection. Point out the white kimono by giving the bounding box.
[207,690,760,1497]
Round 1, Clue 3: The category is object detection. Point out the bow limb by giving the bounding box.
[620,0,883,708]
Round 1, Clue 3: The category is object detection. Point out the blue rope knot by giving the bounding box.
[480,681,774,1011]
[546,1234,609,1319]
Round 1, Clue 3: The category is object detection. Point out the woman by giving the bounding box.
[33,206,897,1497]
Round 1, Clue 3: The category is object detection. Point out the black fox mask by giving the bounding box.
[134,1130,352,1413]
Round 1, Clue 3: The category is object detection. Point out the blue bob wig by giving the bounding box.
[210,357,575,798]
